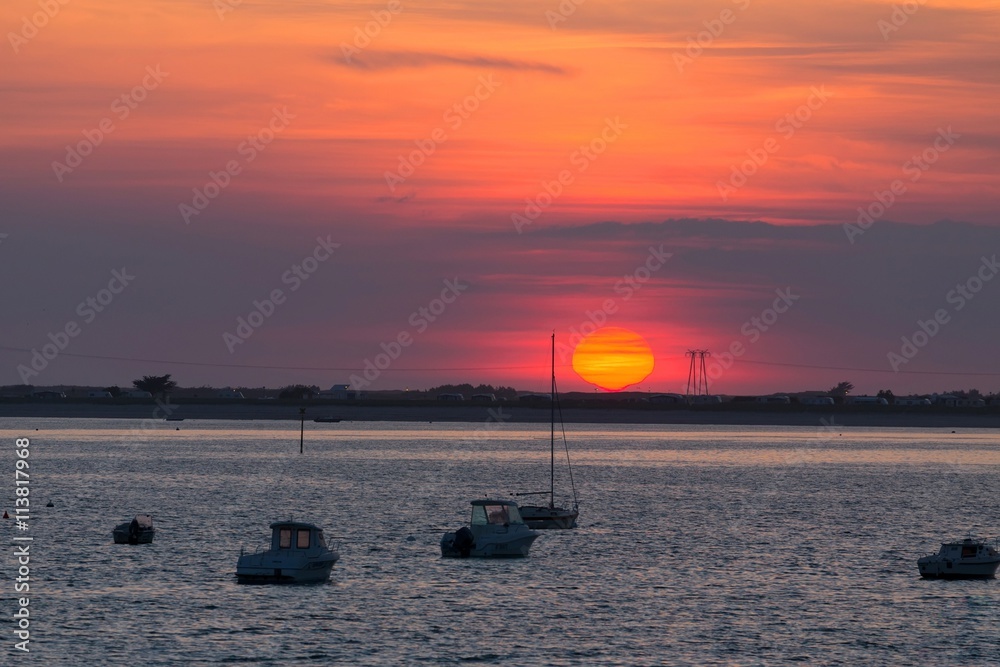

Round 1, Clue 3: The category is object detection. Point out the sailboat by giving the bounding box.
[517,333,579,529]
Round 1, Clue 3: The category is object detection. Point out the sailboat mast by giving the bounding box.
[550,331,555,509]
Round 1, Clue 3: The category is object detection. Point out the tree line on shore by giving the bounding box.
[3,376,996,404]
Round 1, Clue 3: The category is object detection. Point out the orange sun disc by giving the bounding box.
[571,327,655,391]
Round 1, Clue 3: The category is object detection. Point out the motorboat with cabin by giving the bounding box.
[113,514,155,544]
[236,521,339,584]
[917,537,1000,579]
[441,499,539,558]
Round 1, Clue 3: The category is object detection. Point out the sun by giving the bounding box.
[571,327,655,391]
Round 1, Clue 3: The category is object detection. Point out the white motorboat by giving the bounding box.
[236,521,339,584]
[441,499,539,558]
[517,333,579,529]
[113,514,155,544]
[917,537,1000,579]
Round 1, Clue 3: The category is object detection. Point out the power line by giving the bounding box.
[0,345,542,373]
[735,358,1000,377]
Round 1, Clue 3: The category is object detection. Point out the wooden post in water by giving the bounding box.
[299,407,305,454]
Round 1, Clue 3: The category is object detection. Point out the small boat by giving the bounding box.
[313,417,341,423]
[441,499,539,558]
[917,537,1000,579]
[113,514,155,544]
[517,333,579,529]
[236,521,339,584]
[165,417,184,422]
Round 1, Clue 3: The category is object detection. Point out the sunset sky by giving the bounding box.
[2,0,999,395]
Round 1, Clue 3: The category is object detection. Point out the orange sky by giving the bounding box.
[2,1,999,394]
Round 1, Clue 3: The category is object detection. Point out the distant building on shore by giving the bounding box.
[932,394,985,407]
[847,396,888,405]
[896,396,931,406]
[123,390,153,398]
[800,396,835,406]
[216,388,245,399]
[31,390,66,400]
[318,384,363,400]
[649,394,684,404]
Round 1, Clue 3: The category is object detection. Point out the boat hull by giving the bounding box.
[112,523,155,544]
[440,530,538,558]
[235,553,338,584]
[918,557,1000,579]
[519,506,578,530]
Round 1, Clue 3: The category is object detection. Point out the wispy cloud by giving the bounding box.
[331,50,571,75]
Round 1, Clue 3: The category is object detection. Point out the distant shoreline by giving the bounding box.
[2,399,1000,429]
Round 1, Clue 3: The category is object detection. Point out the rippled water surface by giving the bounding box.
[3,420,1000,665]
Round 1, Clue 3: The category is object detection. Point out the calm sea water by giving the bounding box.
[2,419,1000,666]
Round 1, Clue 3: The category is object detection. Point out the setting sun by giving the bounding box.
[571,327,655,391]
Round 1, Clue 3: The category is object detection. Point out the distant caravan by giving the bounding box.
[800,396,835,406]
[649,394,685,404]
[847,396,888,405]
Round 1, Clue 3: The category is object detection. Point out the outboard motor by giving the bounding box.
[453,526,474,558]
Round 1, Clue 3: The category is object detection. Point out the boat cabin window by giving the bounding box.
[471,505,488,525]
[962,544,977,558]
[279,528,292,549]
[486,505,510,525]
[297,529,311,549]
[317,530,327,548]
